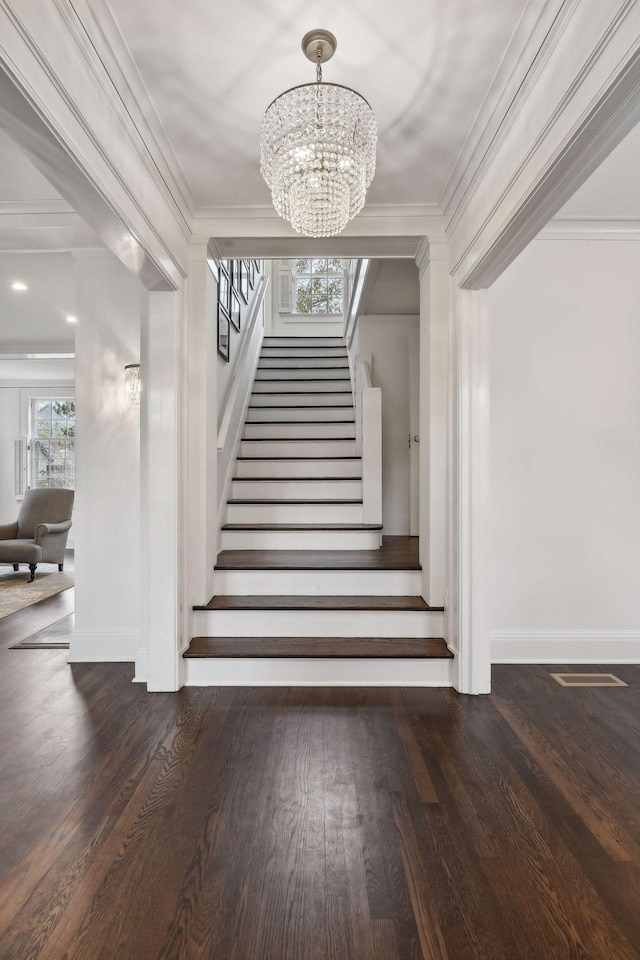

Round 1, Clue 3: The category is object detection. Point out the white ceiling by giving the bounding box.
[0,130,62,203]
[106,0,528,208]
[0,253,76,343]
[559,121,640,218]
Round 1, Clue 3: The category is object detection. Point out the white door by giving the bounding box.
[409,326,420,536]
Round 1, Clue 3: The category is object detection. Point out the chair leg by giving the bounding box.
[28,564,37,583]
[58,563,64,572]
[13,563,19,572]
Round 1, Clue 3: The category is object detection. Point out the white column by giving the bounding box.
[451,288,491,694]
[140,285,188,691]
[416,239,449,607]
[186,242,219,606]
[69,251,145,662]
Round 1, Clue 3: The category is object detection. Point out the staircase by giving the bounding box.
[185,335,453,686]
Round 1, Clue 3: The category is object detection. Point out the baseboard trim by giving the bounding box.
[491,630,640,664]
[68,630,140,662]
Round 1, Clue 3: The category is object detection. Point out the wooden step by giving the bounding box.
[243,421,355,440]
[235,457,361,479]
[184,637,452,659]
[250,393,353,406]
[246,406,354,422]
[214,537,420,570]
[196,595,440,611]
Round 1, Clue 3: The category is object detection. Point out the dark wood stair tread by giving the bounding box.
[196,595,440,611]
[245,420,355,425]
[232,476,362,482]
[251,390,353,395]
[227,499,363,505]
[241,439,355,444]
[222,523,382,530]
[184,637,452,659]
[236,456,361,461]
[215,537,420,571]
[248,405,354,409]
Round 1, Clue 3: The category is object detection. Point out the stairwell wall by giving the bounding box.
[489,237,640,662]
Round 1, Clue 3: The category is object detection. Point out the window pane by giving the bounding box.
[312,258,328,273]
[296,258,312,275]
[311,277,328,313]
[326,258,343,274]
[295,279,312,313]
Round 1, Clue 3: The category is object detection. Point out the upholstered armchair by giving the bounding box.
[0,488,74,581]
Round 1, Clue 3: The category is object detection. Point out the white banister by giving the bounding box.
[355,353,382,525]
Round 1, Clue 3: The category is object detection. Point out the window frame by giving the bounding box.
[29,396,76,491]
[289,258,348,319]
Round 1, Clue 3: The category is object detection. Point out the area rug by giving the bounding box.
[0,569,74,620]
[10,613,74,649]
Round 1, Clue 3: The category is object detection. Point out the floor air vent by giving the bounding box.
[550,673,628,688]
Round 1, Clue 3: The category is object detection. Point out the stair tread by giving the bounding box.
[215,539,420,570]
[227,499,363,505]
[222,523,381,530]
[246,418,355,423]
[184,637,452,659]
[197,595,440,611]
[248,405,354,409]
[237,456,361,461]
[232,476,362,482]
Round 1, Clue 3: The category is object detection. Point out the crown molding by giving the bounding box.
[448,0,640,288]
[60,0,196,228]
[539,216,640,239]
[440,0,565,223]
[0,340,74,357]
[0,199,75,216]
[0,379,75,389]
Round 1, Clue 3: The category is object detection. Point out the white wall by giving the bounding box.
[365,259,420,315]
[69,253,146,662]
[356,314,419,534]
[489,238,640,661]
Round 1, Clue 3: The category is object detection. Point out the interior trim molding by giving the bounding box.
[539,217,640,239]
[491,629,640,663]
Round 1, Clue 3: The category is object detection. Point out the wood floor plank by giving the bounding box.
[0,636,639,960]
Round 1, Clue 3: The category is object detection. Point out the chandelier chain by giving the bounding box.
[316,48,322,83]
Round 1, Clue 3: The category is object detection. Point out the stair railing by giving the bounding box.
[355,353,382,525]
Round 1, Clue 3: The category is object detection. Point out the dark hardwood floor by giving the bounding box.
[1,597,638,958]
[215,535,421,570]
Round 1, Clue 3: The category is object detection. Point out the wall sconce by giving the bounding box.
[124,363,141,407]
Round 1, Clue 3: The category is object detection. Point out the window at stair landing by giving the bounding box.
[291,259,345,316]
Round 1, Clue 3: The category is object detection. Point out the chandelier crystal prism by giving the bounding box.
[260,30,377,237]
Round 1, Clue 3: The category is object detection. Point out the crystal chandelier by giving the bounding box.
[260,30,377,237]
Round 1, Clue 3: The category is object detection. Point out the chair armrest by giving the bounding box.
[34,519,72,544]
[0,521,18,540]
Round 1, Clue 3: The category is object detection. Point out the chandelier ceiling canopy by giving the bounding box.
[260,30,377,238]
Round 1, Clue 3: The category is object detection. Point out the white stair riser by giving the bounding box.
[251,393,352,407]
[213,569,422,596]
[194,609,444,638]
[259,357,349,369]
[227,503,363,523]
[184,657,453,687]
[230,478,362,500]
[240,439,356,458]
[243,422,355,440]
[255,368,350,381]
[220,529,381,550]
[246,406,354,422]
[235,459,361,479]
[263,338,344,348]
[253,379,352,393]
[261,349,348,360]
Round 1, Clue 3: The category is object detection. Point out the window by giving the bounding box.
[293,258,345,315]
[31,399,75,489]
